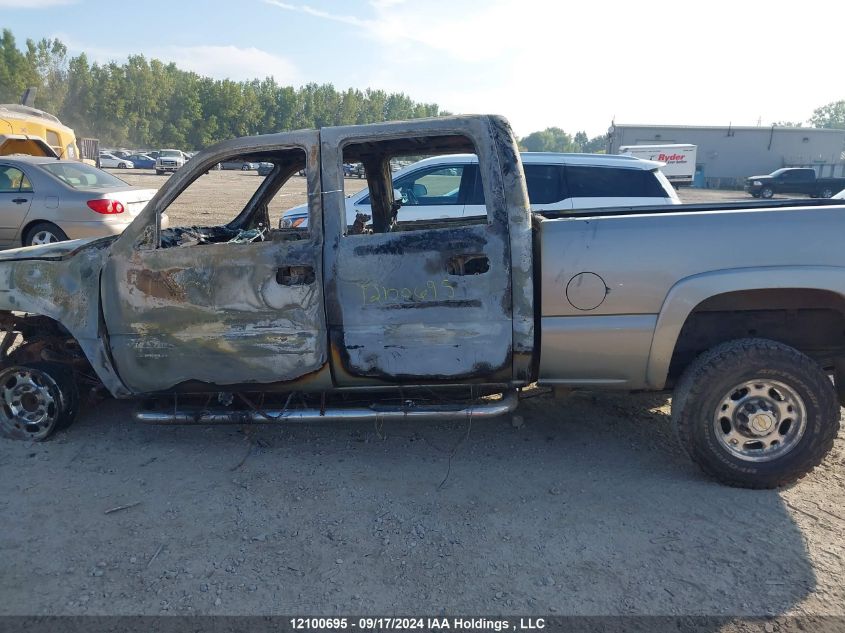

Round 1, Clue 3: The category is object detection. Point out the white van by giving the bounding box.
[281,152,679,228]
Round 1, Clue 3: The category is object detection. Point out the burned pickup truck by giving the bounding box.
[0,115,843,489]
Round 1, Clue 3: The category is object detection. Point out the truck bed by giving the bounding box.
[538,197,845,220]
[536,197,845,390]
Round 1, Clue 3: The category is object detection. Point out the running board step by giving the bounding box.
[134,391,518,425]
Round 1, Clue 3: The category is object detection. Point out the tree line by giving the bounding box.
[0,29,447,149]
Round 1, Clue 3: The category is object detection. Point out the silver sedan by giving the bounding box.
[0,155,166,248]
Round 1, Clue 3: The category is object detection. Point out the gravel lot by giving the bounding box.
[1,170,843,619]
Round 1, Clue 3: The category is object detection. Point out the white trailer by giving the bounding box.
[619,143,697,186]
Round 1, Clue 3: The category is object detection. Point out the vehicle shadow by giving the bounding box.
[0,391,819,619]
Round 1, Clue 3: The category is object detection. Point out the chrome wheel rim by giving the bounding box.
[0,368,61,440]
[31,231,58,245]
[713,379,806,462]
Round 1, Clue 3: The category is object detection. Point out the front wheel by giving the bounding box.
[760,187,774,199]
[118,162,127,169]
[672,338,839,488]
[241,164,250,171]
[0,362,79,441]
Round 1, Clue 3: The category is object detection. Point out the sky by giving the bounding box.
[1,0,844,137]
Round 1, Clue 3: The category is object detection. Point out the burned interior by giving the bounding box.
[158,146,310,248]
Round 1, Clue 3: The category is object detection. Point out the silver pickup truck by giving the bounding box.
[0,114,842,490]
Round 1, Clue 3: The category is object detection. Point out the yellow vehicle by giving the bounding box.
[0,104,79,159]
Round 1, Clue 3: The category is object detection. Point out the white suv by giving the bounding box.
[281,152,680,228]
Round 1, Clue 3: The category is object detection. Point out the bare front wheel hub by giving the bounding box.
[0,367,61,440]
[714,379,806,462]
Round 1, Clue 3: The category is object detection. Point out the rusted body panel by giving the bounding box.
[0,238,130,395]
[101,237,330,393]
[320,116,532,386]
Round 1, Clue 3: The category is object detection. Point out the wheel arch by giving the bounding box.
[19,218,55,246]
[646,266,845,389]
[0,252,131,397]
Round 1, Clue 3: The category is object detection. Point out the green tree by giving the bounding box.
[810,100,845,129]
[519,127,577,152]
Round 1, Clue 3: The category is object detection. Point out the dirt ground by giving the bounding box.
[1,170,843,619]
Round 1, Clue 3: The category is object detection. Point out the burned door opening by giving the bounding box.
[100,137,330,393]
[320,126,515,385]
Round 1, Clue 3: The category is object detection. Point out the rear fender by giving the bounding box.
[646,266,845,389]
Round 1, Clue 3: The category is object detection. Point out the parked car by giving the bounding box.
[257,162,273,176]
[220,160,258,171]
[0,155,164,247]
[0,115,843,492]
[98,153,133,169]
[125,154,156,169]
[745,168,845,199]
[282,152,679,228]
[155,149,188,175]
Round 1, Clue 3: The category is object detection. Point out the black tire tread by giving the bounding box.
[672,338,839,489]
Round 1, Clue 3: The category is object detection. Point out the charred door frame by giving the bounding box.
[100,131,332,394]
[320,116,535,387]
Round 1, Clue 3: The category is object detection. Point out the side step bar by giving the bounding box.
[134,390,518,425]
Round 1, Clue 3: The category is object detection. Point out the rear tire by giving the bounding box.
[24,222,68,247]
[672,338,839,488]
[819,188,834,199]
[0,362,79,441]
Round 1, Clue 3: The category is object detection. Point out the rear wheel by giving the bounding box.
[672,338,839,488]
[0,362,79,441]
[819,188,834,199]
[241,164,250,171]
[760,187,774,199]
[24,222,68,246]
